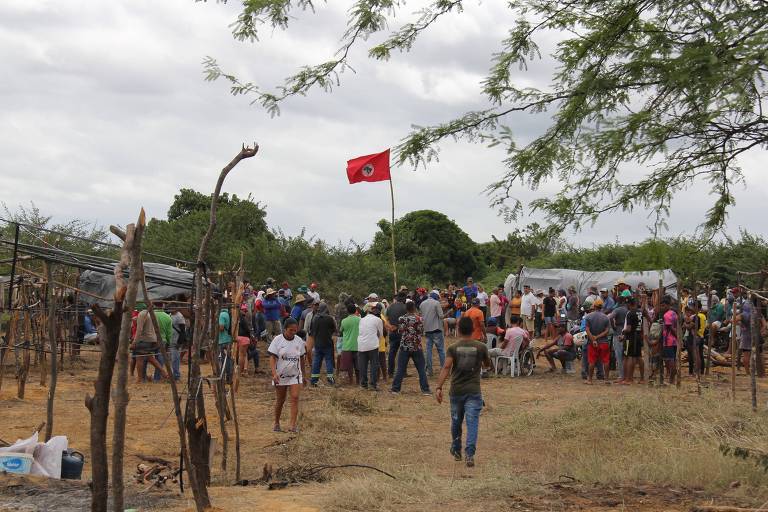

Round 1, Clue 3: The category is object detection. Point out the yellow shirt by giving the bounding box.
[697,312,707,338]
[380,317,391,352]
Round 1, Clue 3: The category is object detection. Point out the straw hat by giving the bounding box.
[293,294,306,304]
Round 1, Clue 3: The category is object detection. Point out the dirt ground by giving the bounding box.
[1,338,767,511]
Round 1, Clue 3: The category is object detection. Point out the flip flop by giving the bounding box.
[273,425,282,432]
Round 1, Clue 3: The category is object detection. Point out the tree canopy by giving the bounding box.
[203,0,768,235]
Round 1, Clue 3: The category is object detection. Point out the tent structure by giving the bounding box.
[79,262,194,308]
[504,266,678,300]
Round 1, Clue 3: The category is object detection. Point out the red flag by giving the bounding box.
[346,149,391,184]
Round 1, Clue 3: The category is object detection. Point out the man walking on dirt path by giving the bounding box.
[435,316,491,468]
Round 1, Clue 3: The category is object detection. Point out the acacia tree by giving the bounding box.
[203,0,767,234]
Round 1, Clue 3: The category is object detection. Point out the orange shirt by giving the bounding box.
[463,307,486,341]
[510,296,522,316]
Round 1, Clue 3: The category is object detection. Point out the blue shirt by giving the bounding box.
[463,285,478,300]
[602,296,616,313]
[218,310,232,345]
[262,298,283,321]
[290,304,305,321]
[84,314,97,335]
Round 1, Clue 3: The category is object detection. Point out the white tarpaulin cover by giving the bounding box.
[504,266,678,299]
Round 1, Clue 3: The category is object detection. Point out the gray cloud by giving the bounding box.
[0,0,765,252]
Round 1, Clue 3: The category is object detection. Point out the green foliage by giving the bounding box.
[203,0,768,235]
[371,210,481,286]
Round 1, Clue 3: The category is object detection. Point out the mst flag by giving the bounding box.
[346,149,391,184]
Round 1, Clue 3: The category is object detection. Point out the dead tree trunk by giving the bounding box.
[44,264,58,442]
[109,214,146,512]
[138,266,199,506]
[186,143,258,511]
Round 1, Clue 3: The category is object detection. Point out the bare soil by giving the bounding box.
[0,340,766,511]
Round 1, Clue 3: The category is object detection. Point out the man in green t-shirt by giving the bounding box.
[339,303,361,385]
[218,303,233,383]
[435,316,491,468]
[152,302,174,382]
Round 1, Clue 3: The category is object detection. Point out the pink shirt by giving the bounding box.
[663,310,678,347]
[502,327,529,356]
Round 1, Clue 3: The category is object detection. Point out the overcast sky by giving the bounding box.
[1,0,766,248]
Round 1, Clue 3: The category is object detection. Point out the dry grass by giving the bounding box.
[507,390,768,497]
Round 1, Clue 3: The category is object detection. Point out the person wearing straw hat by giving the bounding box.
[262,288,283,343]
[290,294,307,322]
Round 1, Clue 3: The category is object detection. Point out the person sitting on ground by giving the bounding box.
[537,323,575,373]
[268,317,307,433]
[488,316,528,373]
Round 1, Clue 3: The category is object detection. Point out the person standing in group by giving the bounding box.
[520,285,536,340]
[565,286,580,331]
[660,296,679,383]
[217,301,235,384]
[308,302,337,386]
[386,293,407,378]
[131,304,169,384]
[290,294,307,322]
[463,298,486,342]
[170,306,187,381]
[497,286,509,328]
[151,302,173,383]
[280,281,293,302]
[261,288,283,343]
[476,285,489,322]
[236,303,256,377]
[585,301,611,384]
[358,302,384,390]
[609,293,629,382]
[542,288,558,342]
[621,297,645,384]
[510,289,522,319]
[268,318,307,433]
[463,277,479,303]
[338,303,361,385]
[489,288,501,329]
[391,301,431,395]
[307,282,320,303]
[435,316,491,468]
[420,290,445,376]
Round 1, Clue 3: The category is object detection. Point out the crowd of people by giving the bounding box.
[74,275,766,467]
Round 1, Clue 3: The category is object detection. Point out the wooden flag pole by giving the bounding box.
[389,177,398,295]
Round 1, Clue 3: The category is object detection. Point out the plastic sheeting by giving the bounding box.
[79,261,194,307]
[504,266,678,300]
[0,432,68,478]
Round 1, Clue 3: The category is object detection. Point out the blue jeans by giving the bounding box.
[152,347,180,381]
[390,350,430,393]
[424,330,445,374]
[450,393,483,457]
[311,345,335,384]
[613,337,624,380]
[387,332,402,377]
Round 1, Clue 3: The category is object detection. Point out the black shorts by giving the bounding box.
[625,337,642,358]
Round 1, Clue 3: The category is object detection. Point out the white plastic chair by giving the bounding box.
[494,336,523,377]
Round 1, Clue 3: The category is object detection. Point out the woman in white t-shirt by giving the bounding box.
[268,318,307,433]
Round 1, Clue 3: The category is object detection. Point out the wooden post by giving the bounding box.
[749,293,759,412]
[230,382,241,482]
[658,279,664,386]
[138,269,197,502]
[44,264,58,442]
[18,286,31,399]
[705,285,715,376]
[109,214,146,512]
[388,177,398,295]
[186,143,258,511]
[731,277,740,400]
[6,223,19,309]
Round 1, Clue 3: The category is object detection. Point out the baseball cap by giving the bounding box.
[593,298,604,308]
[471,297,480,305]
[600,287,608,292]
[367,293,379,300]
[535,289,544,295]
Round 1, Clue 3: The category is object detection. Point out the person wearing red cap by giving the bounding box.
[308,282,320,304]
[280,281,293,302]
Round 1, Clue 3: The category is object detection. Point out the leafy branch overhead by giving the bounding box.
[203,0,768,234]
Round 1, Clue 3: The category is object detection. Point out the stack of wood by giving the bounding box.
[134,456,179,491]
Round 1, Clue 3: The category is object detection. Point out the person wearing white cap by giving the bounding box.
[357,302,384,390]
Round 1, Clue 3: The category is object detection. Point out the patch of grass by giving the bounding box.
[526,392,768,496]
[328,390,379,416]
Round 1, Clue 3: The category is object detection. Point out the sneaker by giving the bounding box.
[465,456,475,468]
[327,378,336,386]
[389,390,400,395]
[450,447,462,461]
[421,391,432,396]
[310,382,318,388]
